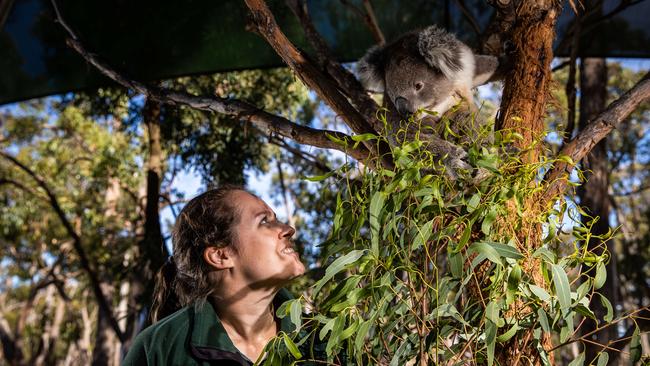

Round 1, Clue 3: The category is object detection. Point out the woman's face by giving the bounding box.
[228,190,305,287]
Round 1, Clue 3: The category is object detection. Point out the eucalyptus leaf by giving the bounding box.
[567,352,585,366]
[594,262,606,290]
[303,170,337,182]
[481,207,498,235]
[289,300,302,332]
[486,320,497,366]
[537,308,550,333]
[282,333,302,359]
[470,242,502,264]
[319,317,336,341]
[354,319,372,352]
[507,264,522,291]
[496,322,520,342]
[597,293,613,322]
[467,193,481,213]
[325,315,345,355]
[490,242,525,260]
[630,325,641,364]
[412,219,434,250]
[313,250,366,295]
[449,251,463,278]
[551,264,571,312]
[369,192,386,255]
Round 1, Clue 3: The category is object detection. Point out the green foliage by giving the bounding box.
[269,117,617,365]
[160,68,312,185]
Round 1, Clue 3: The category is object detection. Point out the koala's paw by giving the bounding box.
[471,167,492,185]
[444,154,472,181]
[501,143,521,156]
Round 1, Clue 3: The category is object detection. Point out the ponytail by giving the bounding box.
[148,185,244,323]
[150,257,180,323]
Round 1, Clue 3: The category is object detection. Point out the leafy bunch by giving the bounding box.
[267,117,639,365]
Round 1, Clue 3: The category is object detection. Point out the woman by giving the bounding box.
[123,186,306,365]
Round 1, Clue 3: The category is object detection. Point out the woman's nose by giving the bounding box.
[279,222,295,239]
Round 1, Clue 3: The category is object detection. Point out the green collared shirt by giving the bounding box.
[122,289,296,366]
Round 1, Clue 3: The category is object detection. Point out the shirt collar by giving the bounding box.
[189,289,295,362]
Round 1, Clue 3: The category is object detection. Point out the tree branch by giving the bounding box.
[285,0,383,133]
[453,0,482,38]
[614,182,650,197]
[0,178,43,198]
[562,12,582,147]
[244,0,379,144]
[542,71,650,203]
[269,136,332,173]
[286,0,381,132]
[0,150,125,343]
[361,0,385,45]
[339,0,385,45]
[50,0,371,163]
[555,0,644,55]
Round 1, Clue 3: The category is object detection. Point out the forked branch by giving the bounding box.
[285,0,382,131]
[244,0,379,140]
[542,71,650,203]
[50,0,371,162]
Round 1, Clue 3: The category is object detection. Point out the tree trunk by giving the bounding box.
[92,283,118,366]
[497,0,561,163]
[577,58,619,362]
[124,98,167,348]
[493,1,562,364]
[34,286,66,366]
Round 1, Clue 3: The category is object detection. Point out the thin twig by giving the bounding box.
[361,0,385,45]
[553,60,571,72]
[269,136,332,173]
[339,0,385,45]
[555,0,643,55]
[453,0,482,38]
[549,305,650,352]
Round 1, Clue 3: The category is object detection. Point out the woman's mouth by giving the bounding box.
[281,247,296,255]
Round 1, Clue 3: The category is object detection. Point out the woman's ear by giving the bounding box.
[203,246,234,270]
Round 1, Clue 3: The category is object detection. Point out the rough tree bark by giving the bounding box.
[487,1,563,364]
[496,0,562,163]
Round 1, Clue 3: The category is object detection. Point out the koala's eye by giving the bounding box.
[415,82,424,91]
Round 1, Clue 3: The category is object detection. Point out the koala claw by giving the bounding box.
[471,167,492,185]
[443,155,472,181]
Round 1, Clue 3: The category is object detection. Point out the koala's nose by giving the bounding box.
[394,97,411,116]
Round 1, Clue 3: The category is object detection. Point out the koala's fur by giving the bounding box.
[357,25,500,179]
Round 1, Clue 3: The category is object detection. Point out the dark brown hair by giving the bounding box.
[150,185,244,322]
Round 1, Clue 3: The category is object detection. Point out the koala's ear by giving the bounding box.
[473,55,499,87]
[357,45,387,93]
[417,25,464,79]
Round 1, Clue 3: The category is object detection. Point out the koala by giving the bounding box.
[357,25,500,180]
[357,25,499,118]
